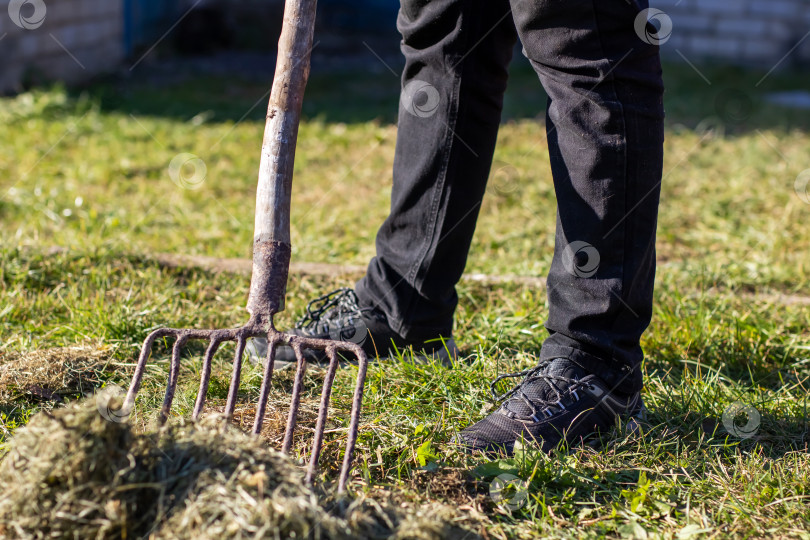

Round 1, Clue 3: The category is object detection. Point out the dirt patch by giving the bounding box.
[202,398,324,451]
[0,398,480,539]
[225,395,352,480]
[44,247,810,306]
[152,251,367,279]
[410,469,484,508]
[0,345,111,405]
[149,252,810,305]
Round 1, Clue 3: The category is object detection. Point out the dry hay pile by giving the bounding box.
[0,397,477,539]
[0,346,109,405]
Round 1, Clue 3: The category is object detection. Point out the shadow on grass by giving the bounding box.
[456,410,809,536]
[646,400,809,457]
[55,53,810,131]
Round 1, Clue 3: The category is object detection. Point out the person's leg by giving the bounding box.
[512,0,665,393]
[456,0,664,453]
[250,0,517,366]
[355,0,518,342]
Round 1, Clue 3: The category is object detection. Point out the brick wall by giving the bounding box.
[652,0,810,66]
[0,0,123,93]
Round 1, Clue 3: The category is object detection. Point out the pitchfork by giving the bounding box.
[123,0,368,493]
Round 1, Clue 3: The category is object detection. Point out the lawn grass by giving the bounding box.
[2,57,810,538]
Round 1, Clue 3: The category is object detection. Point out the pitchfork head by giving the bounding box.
[124,241,368,493]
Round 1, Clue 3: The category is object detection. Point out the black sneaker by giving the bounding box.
[454,358,644,455]
[246,288,459,367]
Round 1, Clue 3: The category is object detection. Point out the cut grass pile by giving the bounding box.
[0,397,476,539]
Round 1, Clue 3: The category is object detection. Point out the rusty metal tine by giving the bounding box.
[125,328,173,412]
[281,341,307,454]
[305,346,340,485]
[158,334,189,426]
[192,336,223,420]
[338,348,369,493]
[224,335,247,420]
[251,336,279,435]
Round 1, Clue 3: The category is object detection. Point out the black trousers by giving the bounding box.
[355,0,665,393]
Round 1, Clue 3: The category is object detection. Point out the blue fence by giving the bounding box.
[319,0,399,31]
[123,0,401,55]
[123,0,179,56]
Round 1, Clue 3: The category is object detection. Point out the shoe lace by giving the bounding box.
[295,288,372,331]
[489,363,591,421]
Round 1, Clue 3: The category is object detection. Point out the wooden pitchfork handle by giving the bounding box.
[247,0,317,319]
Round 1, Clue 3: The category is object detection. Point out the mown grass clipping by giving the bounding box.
[0,346,110,406]
[0,397,477,539]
